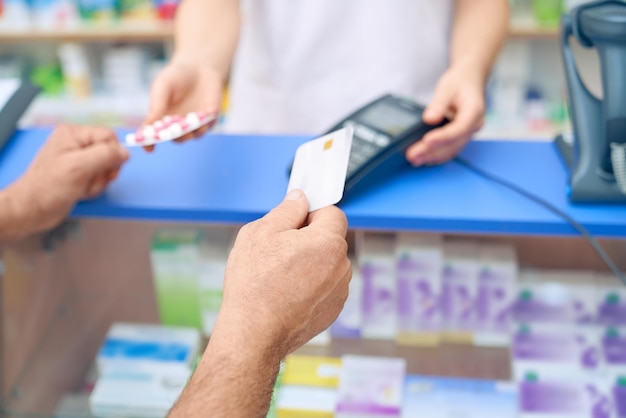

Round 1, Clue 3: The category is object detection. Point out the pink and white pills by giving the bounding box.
[125,112,216,147]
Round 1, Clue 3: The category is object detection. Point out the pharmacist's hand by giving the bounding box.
[145,60,222,152]
[215,190,352,359]
[7,124,129,236]
[406,66,486,166]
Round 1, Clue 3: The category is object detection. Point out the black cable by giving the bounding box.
[454,156,626,286]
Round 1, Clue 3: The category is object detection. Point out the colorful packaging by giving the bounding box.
[519,375,615,418]
[602,327,626,374]
[395,233,443,346]
[402,375,518,418]
[153,0,178,20]
[474,244,518,347]
[75,0,116,21]
[119,0,156,20]
[441,241,479,343]
[332,258,363,339]
[277,356,340,418]
[96,323,200,376]
[358,233,397,340]
[90,368,190,417]
[512,323,603,380]
[513,270,597,325]
[336,356,406,418]
[197,228,235,336]
[150,229,203,329]
[595,273,626,327]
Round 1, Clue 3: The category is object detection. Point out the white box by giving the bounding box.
[441,241,479,342]
[277,386,337,418]
[336,356,406,418]
[332,257,363,339]
[474,244,518,347]
[395,233,442,346]
[358,232,397,340]
[90,368,190,418]
[198,227,236,336]
[518,376,616,418]
[402,375,518,418]
[514,270,596,325]
[512,323,604,381]
[96,323,200,376]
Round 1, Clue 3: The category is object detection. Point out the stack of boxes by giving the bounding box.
[512,272,626,417]
[273,354,517,418]
[84,227,625,418]
[89,323,201,417]
[334,232,518,348]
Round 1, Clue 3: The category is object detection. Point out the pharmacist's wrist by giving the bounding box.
[170,55,229,84]
[448,59,488,88]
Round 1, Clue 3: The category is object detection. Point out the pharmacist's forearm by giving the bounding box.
[168,314,281,418]
[173,0,240,81]
[451,0,510,84]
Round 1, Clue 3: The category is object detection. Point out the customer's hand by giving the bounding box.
[7,124,129,236]
[406,66,486,166]
[215,190,352,359]
[145,60,222,151]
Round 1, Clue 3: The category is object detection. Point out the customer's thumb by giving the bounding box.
[261,189,309,232]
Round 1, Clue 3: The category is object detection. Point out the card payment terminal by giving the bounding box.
[324,94,448,193]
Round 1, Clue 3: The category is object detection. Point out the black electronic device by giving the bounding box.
[324,94,448,193]
[0,81,40,154]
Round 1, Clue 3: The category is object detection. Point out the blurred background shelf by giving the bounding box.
[509,22,560,39]
[0,23,558,43]
[0,22,174,43]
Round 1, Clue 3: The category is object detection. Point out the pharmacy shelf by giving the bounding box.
[0,22,555,43]
[509,24,559,39]
[0,128,625,237]
[0,22,173,43]
[298,339,510,381]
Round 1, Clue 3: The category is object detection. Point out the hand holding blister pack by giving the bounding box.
[125,112,217,147]
[287,127,354,212]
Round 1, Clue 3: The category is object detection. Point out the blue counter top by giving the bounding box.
[1,128,625,237]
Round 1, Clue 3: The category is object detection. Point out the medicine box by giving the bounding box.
[358,232,397,340]
[473,243,517,347]
[336,355,406,418]
[395,233,443,347]
[96,323,200,376]
[441,241,479,344]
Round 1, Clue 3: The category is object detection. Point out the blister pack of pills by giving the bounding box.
[125,112,216,147]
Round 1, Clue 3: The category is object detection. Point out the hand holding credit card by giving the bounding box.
[287,127,354,212]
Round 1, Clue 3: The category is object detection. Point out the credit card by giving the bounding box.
[287,127,354,212]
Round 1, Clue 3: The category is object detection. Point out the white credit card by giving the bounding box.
[287,127,354,212]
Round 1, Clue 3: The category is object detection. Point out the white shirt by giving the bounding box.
[225,0,454,135]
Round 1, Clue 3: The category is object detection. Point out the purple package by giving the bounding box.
[359,233,397,340]
[514,272,596,325]
[513,324,604,380]
[602,328,626,371]
[597,287,626,327]
[395,234,442,345]
[442,242,478,335]
[613,377,626,418]
[331,259,362,339]
[336,356,405,418]
[519,377,614,418]
[474,244,517,346]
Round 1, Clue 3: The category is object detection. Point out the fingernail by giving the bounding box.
[286,189,303,201]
